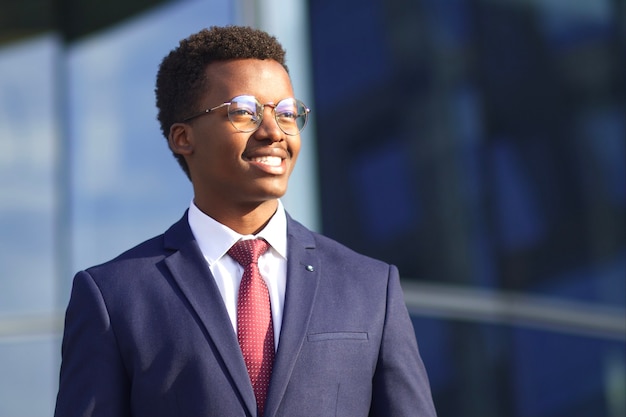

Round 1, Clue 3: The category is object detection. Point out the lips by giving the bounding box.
[250,155,282,167]
[244,147,289,175]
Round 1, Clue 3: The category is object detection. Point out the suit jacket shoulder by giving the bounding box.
[287,215,391,275]
[81,212,198,291]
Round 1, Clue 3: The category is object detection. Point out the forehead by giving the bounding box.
[203,59,293,103]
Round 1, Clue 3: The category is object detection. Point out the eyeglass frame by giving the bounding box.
[180,95,310,136]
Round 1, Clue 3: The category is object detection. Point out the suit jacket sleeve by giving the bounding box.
[55,270,131,417]
[369,265,437,417]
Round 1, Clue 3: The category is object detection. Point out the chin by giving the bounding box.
[256,180,289,199]
[263,189,288,200]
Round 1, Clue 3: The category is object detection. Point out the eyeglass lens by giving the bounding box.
[228,95,308,135]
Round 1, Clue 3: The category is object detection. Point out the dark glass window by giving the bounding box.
[309,0,625,415]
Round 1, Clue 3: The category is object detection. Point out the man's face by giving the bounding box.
[173,59,301,215]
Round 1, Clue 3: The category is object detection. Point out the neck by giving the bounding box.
[194,198,279,235]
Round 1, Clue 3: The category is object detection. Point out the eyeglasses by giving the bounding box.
[181,95,310,136]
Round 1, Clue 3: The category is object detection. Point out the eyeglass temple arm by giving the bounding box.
[181,102,231,123]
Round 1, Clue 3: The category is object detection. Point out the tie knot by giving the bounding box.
[228,238,270,267]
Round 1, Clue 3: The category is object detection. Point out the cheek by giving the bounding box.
[192,141,233,178]
[205,136,242,162]
[289,138,302,163]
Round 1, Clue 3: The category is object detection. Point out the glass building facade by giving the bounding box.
[309,0,625,416]
[0,0,624,416]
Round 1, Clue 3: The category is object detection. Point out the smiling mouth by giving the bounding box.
[250,155,283,167]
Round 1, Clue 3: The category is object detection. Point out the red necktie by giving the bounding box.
[228,239,274,415]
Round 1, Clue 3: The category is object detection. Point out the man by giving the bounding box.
[55,26,437,417]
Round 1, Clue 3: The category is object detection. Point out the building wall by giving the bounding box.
[308,0,625,416]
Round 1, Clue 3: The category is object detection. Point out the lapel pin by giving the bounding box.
[305,265,315,272]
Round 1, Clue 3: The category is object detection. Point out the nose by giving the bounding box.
[253,105,283,142]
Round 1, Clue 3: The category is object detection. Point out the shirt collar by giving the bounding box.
[188,200,288,266]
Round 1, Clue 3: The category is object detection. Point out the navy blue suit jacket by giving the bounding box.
[55,212,436,417]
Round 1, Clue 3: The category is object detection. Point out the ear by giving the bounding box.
[168,122,194,156]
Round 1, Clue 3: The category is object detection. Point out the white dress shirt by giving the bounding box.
[188,200,287,350]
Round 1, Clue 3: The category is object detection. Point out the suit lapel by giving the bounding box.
[264,217,320,417]
[162,214,257,416]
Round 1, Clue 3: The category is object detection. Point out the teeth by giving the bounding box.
[252,156,282,167]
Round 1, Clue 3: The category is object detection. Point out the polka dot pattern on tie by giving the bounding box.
[228,238,274,415]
